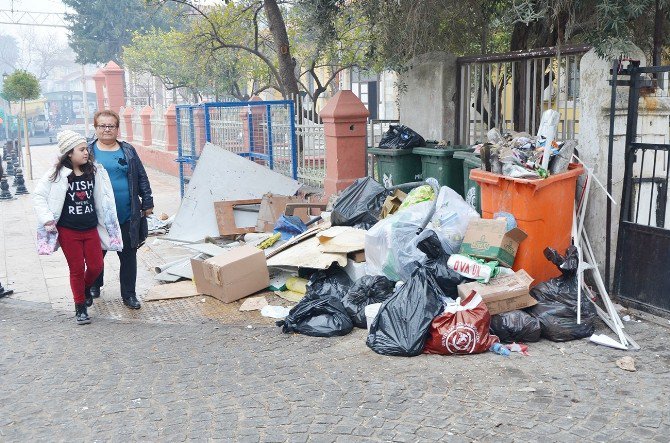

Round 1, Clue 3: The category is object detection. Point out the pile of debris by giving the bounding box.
[148,142,637,357]
[474,110,576,179]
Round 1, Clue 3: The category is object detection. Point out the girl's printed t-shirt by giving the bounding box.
[57,174,97,230]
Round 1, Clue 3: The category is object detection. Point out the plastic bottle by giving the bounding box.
[490,342,511,357]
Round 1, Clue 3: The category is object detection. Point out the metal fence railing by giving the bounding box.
[456,44,591,145]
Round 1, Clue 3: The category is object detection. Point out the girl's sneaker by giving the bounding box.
[75,303,91,325]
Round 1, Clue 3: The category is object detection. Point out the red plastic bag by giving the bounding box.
[424,291,499,355]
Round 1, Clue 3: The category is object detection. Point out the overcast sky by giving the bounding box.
[0,0,71,43]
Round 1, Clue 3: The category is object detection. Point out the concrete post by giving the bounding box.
[92,70,106,111]
[398,52,457,144]
[321,90,370,197]
[140,105,153,147]
[122,106,135,142]
[101,61,126,115]
[578,47,670,284]
[165,104,178,152]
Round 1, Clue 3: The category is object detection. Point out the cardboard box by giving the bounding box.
[460,218,527,267]
[190,245,270,303]
[457,269,536,315]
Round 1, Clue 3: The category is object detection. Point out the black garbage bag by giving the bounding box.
[304,266,353,301]
[331,177,387,229]
[341,275,395,329]
[527,246,596,342]
[366,267,444,356]
[378,124,426,150]
[415,230,464,299]
[277,266,354,337]
[277,296,354,337]
[490,310,541,343]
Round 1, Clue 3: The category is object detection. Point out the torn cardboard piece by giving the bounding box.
[316,226,366,254]
[145,281,201,301]
[239,296,269,312]
[380,189,407,218]
[191,245,270,303]
[460,218,527,267]
[267,235,347,269]
[169,143,302,242]
[457,269,536,315]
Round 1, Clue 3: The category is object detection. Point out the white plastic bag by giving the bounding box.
[365,201,433,281]
[430,186,480,254]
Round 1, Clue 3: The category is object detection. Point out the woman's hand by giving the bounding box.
[143,208,154,217]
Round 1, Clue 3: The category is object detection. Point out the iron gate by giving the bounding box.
[176,100,298,197]
[614,62,670,316]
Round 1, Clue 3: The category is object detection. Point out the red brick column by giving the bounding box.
[123,106,134,142]
[140,105,153,147]
[101,61,126,115]
[92,70,106,111]
[239,96,266,162]
[165,104,178,152]
[321,91,370,197]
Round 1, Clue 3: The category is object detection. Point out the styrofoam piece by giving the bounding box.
[589,334,629,350]
[169,143,302,242]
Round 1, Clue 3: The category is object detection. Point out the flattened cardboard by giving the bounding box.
[316,226,366,253]
[191,245,270,303]
[460,218,528,267]
[457,269,536,315]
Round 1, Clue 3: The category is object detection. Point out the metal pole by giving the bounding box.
[605,59,618,290]
[21,100,32,180]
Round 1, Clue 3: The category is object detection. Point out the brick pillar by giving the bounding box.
[321,91,370,197]
[165,104,178,152]
[123,106,135,142]
[92,70,106,111]
[239,96,266,163]
[140,105,153,147]
[101,61,126,114]
[193,106,207,156]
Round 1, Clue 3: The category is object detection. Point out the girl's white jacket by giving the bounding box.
[32,164,124,254]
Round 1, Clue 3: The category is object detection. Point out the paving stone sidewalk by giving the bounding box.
[1,298,669,441]
[1,143,669,441]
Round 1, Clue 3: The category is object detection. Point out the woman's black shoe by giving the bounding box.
[84,287,93,307]
[122,295,141,310]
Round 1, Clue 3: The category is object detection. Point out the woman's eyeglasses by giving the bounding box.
[96,124,118,130]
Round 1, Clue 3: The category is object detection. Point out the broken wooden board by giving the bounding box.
[214,199,263,235]
[256,194,311,232]
[168,143,302,242]
[145,281,201,301]
[316,226,366,253]
[266,236,347,269]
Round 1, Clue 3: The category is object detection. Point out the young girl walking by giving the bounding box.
[33,130,123,324]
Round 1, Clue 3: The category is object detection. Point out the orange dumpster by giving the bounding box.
[470,164,584,284]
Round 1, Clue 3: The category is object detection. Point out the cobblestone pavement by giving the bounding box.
[1,298,669,442]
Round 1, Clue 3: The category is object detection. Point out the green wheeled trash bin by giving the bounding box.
[453,151,482,214]
[367,147,422,186]
[412,145,473,196]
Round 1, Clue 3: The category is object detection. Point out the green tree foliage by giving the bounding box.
[63,0,185,64]
[1,70,40,102]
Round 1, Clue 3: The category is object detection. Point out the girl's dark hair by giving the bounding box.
[50,148,96,182]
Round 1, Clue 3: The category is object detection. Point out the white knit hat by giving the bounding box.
[57,130,87,155]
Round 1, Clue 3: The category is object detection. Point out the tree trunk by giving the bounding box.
[263,0,299,97]
[653,0,663,67]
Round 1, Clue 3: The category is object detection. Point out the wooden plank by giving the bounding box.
[214,199,262,236]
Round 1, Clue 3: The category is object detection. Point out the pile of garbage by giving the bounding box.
[148,142,633,357]
[474,110,576,179]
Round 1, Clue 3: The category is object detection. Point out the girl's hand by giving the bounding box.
[44,221,57,233]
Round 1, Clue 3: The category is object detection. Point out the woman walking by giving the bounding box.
[33,130,123,324]
[88,110,154,310]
